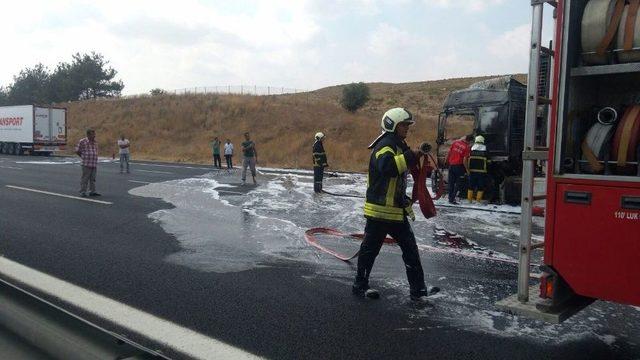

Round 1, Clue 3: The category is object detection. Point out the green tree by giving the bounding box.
[50,52,124,101]
[7,64,51,105]
[0,87,8,106]
[340,82,370,113]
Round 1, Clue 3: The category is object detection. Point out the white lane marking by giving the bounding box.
[134,162,213,170]
[136,169,174,174]
[0,165,22,170]
[128,180,151,184]
[6,185,113,205]
[0,257,260,360]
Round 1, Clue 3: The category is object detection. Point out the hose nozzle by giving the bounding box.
[419,142,432,154]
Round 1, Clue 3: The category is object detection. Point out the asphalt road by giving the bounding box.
[0,155,638,360]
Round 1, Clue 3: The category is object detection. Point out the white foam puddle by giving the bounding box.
[128,170,638,351]
[130,176,317,273]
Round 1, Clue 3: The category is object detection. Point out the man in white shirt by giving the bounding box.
[117,135,131,173]
[224,139,234,169]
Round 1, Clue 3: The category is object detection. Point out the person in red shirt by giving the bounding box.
[446,135,473,204]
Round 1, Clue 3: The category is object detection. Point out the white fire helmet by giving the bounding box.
[315,132,325,140]
[475,135,485,144]
[381,108,414,132]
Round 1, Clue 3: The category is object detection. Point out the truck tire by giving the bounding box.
[0,142,5,154]
[14,143,22,156]
[503,176,522,206]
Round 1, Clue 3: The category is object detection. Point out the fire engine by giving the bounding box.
[498,0,640,322]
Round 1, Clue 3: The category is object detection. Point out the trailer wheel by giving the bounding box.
[14,143,22,156]
[0,142,5,154]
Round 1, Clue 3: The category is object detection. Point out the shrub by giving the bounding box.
[150,88,167,96]
[340,82,370,113]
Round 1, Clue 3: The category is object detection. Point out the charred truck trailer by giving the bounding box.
[0,105,67,155]
[435,76,543,204]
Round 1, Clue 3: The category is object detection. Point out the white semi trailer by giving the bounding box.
[0,105,67,155]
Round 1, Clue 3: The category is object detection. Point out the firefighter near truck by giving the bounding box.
[0,105,67,155]
[498,0,640,323]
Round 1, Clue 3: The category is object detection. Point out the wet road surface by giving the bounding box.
[0,155,638,359]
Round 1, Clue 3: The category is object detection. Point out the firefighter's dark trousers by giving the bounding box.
[448,164,466,203]
[354,218,426,291]
[313,166,324,193]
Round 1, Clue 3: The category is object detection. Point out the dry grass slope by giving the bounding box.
[64,74,526,172]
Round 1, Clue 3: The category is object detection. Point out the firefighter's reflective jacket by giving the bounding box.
[313,141,328,168]
[364,133,417,222]
[468,143,488,173]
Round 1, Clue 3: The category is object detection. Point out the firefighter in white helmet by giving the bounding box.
[353,107,439,301]
[467,135,488,203]
[312,132,328,193]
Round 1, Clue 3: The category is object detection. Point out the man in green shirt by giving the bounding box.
[241,132,258,185]
[211,137,222,169]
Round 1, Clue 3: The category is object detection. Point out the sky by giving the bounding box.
[0,0,555,95]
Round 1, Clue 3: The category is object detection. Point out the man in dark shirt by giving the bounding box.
[241,132,258,185]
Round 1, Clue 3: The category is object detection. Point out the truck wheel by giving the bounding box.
[503,176,522,205]
[0,143,5,154]
[14,143,22,155]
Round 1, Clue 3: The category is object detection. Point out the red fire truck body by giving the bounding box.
[543,0,640,307]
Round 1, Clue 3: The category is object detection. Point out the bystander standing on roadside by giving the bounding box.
[211,136,222,169]
[241,132,258,185]
[224,138,234,170]
[76,129,100,197]
[117,134,130,174]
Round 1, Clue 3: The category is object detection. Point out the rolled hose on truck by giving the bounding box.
[611,104,640,174]
[581,0,640,64]
[581,105,640,174]
[581,106,618,173]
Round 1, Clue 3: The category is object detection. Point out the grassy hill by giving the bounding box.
[64,74,526,172]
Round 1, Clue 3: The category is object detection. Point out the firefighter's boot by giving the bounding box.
[467,190,474,203]
[476,191,484,202]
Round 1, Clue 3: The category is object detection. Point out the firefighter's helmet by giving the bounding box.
[381,108,414,133]
[315,132,325,140]
[475,135,485,144]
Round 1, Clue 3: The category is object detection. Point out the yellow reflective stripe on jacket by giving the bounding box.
[364,202,404,222]
[469,156,487,173]
[386,177,397,206]
[404,205,415,221]
[393,153,407,174]
[375,146,395,159]
[364,202,415,222]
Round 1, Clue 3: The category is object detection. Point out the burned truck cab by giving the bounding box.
[435,76,528,203]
